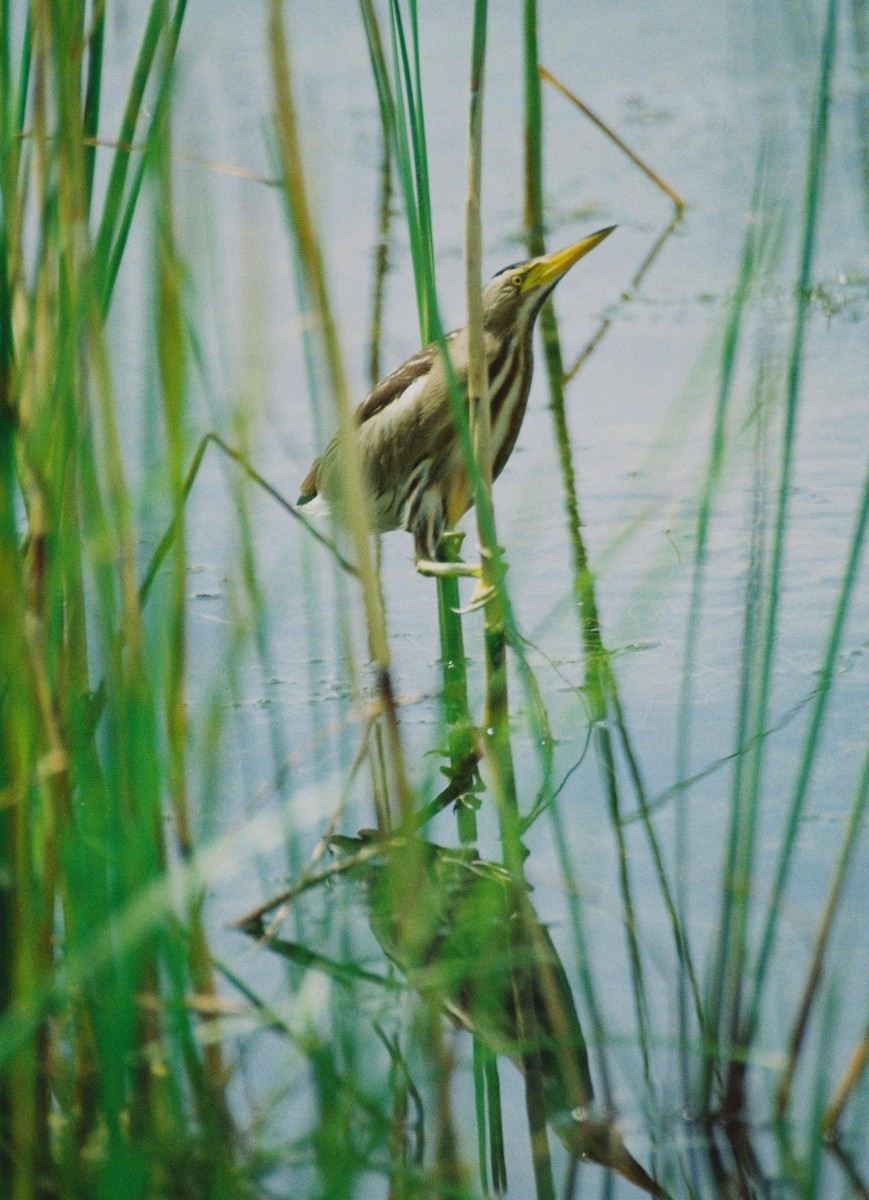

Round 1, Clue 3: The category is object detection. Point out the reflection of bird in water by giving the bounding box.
[298,228,615,571]
[329,833,670,1199]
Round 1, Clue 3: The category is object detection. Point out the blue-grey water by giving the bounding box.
[100,1,869,1195]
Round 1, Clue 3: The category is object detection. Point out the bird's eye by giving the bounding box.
[511,273,523,288]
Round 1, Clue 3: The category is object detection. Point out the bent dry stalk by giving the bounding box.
[269,0,410,827]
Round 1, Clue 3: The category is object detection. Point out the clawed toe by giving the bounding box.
[415,559,481,580]
[453,580,496,613]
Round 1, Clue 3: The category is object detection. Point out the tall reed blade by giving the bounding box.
[728,0,839,1076]
[360,0,480,838]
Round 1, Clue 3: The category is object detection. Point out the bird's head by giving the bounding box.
[481,225,616,334]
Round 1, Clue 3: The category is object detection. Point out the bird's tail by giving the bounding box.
[295,492,330,518]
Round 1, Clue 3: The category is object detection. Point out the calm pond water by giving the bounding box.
[102,0,868,1195]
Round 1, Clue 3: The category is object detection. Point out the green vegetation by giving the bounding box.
[1,1,867,1198]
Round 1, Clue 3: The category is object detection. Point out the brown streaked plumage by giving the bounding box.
[298,227,615,563]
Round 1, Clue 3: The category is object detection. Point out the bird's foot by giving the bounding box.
[417,535,498,610]
[415,559,481,581]
[455,579,496,613]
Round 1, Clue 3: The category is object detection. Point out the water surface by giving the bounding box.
[102,1,869,1195]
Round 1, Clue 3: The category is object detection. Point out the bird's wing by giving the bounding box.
[354,342,440,425]
[298,334,460,503]
[297,352,435,502]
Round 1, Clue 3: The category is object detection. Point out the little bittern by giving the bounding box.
[298,226,615,570]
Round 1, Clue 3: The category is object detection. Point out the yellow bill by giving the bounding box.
[521,225,616,292]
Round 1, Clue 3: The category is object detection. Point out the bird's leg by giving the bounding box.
[416,559,496,612]
[415,529,479,580]
[416,531,497,611]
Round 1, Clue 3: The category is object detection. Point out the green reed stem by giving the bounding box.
[674,162,763,1103]
[485,1049,507,1193]
[100,0,188,315]
[0,285,34,1188]
[748,436,869,1037]
[702,353,773,1111]
[514,969,557,1200]
[92,0,166,283]
[365,1,556,852]
[734,0,838,1054]
[3,3,253,1190]
[472,1036,490,1194]
[81,0,104,206]
[0,85,30,1196]
[521,0,618,1101]
[154,97,236,1152]
[386,0,437,336]
[522,0,544,250]
[360,0,479,838]
[522,0,664,1093]
[464,0,524,867]
[851,0,869,230]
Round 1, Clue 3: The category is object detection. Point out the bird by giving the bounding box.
[297,226,615,574]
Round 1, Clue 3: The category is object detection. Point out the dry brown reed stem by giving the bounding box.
[85,431,357,736]
[17,131,281,186]
[822,1024,869,1136]
[564,213,682,385]
[431,1027,468,1192]
[825,1139,869,1200]
[194,435,357,575]
[232,839,387,933]
[20,16,88,1183]
[267,0,410,827]
[368,136,393,387]
[776,742,869,1116]
[538,66,685,212]
[466,40,491,513]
